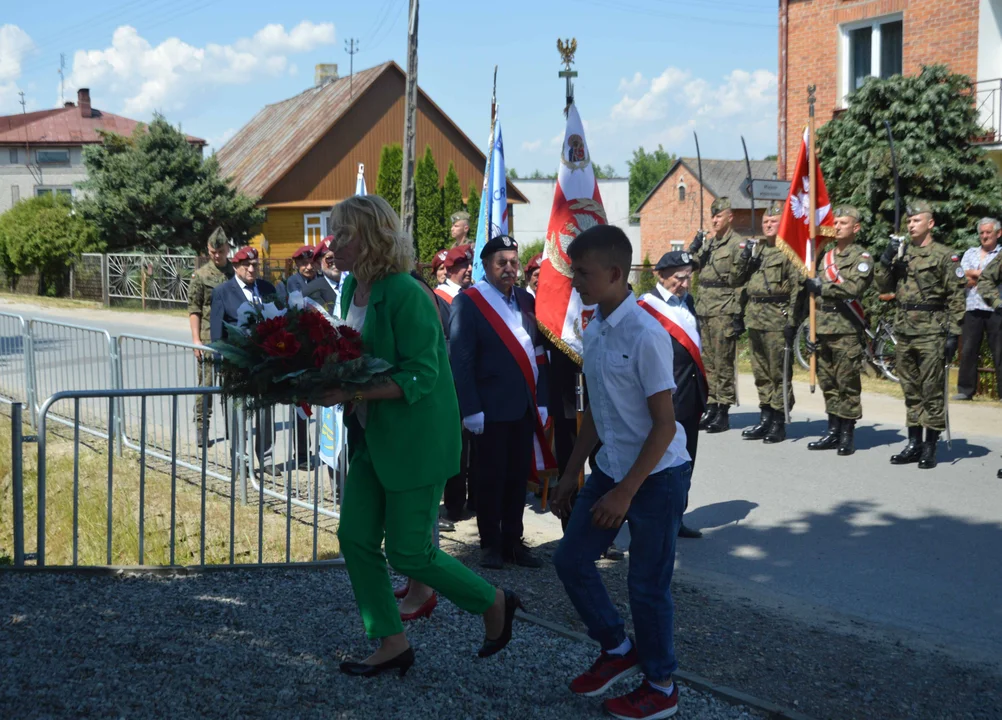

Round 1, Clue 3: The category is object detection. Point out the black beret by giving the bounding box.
[654,250,697,271]
[480,234,519,259]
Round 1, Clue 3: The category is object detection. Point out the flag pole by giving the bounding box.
[807,85,818,393]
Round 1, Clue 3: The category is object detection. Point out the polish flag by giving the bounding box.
[535,103,608,364]
[777,127,836,269]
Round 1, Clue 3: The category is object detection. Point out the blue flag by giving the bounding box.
[473,113,507,282]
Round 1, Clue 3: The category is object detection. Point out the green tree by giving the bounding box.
[466,181,481,240]
[519,239,545,269]
[593,164,618,179]
[627,145,676,213]
[632,254,657,297]
[415,145,443,261]
[442,162,464,236]
[0,194,101,295]
[507,168,519,179]
[376,143,403,217]
[818,65,1002,252]
[78,114,263,253]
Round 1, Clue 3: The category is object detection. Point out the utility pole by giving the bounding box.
[20,92,42,183]
[59,53,66,105]
[401,0,418,237]
[344,38,359,99]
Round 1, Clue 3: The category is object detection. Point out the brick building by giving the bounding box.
[778,0,1002,179]
[636,158,776,264]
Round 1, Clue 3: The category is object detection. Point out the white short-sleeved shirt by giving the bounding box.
[582,293,690,482]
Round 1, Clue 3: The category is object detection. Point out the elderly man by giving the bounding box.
[955,218,1002,400]
[975,253,1002,479]
[432,249,449,287]
[286,245,317,295]
[434,245,473,305]
[525,253,542,296]
[451,235,549,569]
[304,237,343,315]
[639,250,707,539]
[449,211,472,248]
[187,227,233,448]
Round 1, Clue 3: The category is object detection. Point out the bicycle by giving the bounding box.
[794,295,899,382]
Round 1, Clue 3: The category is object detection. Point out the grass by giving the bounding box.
[0,415,339,567]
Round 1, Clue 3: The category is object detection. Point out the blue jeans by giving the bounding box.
[553,463,692,681]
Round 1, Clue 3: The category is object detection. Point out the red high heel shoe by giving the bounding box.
[399,593,437,622]
[393,582,410,599]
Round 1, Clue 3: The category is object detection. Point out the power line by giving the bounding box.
[369,0,407,53]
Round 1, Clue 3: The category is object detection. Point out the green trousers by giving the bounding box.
[748,329,794,412]
[817,334,863,420]
[896,334,947,430]
[701,314,738,406]
[337,441,496,640]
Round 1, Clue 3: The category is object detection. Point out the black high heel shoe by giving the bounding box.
[339,647,415,678]
[478,589,523,658]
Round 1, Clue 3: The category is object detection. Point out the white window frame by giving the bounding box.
[304,213,324,245]
[838,12,904,107]
[670,240,685,252]
[35,149,71,165]
[35,185,74,198]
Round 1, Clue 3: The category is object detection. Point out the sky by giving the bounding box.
[0,0,780,177]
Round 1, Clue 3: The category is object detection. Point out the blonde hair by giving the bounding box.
[329,195,415,283]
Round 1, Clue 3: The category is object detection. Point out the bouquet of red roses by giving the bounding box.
[208,289,390,415]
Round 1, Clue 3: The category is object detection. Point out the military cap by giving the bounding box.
[450,211,471,224]
[445,245,473,269]
[232,246,259,264]
[431,249,449,271]
[654,250,698,272]
[207,227,229,250]
[833,205,861,220]
[480,234,518,259]
[525,253,543,273]
[313,236,333,261]
[710,197,732,215]
[906,200,934,217]
[764,200,784,216]
[291,244,314,260]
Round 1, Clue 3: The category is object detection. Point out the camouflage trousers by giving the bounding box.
[193,355,215,430]
[748,329,794,412]
[896,334,948,430]
[817,334,863,420]
[700,314,738,406]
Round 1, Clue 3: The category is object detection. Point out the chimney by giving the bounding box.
[314,64,338,88]
[64,102,75,108]
[78,88,91,118]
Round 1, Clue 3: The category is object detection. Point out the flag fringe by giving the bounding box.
[776,238,811,277]
[537,321,583,366]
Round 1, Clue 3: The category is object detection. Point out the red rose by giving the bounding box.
[313,343,334,368]
[336,335,362,361]
[261,330,300,358]
[337,325,361,342]
[256,315,288,338]
[299,310,336,345]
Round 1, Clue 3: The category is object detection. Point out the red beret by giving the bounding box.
[292,244,314,260]
[313,236,334,261]
[526,253,542,273]
[431,249,449,271]
[232,246,259,263]
[445,245,473,269]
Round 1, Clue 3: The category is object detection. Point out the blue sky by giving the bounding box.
[1,0,779,177]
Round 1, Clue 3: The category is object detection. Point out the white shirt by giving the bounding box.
[583,294,690,482]
[439,279,463,299]
[346,297,368,427]
[961,245,1001,312]
[655,283,691,312]
[482,279,522,326]
[239,280,260,304]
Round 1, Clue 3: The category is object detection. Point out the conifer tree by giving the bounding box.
[442,162,464,236]
[375,144,404,217]
[466,181,481,240]
[415,145,444,261]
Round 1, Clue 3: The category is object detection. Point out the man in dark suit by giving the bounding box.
[285,244,317,295]
[451,234,549,569]
[640,250,707,539]
[303,237,343,316]
[210,246,280,475]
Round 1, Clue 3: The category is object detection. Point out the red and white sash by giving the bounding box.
[638,291,706,379]
[822,249,867,326]
[464,282,556,472]
[435,282,461,305]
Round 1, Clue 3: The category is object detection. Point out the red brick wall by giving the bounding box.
[781,0,979,178]
[638,164,763,263]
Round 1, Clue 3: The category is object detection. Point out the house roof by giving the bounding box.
[635,157,777,214]
[0,104,205,146]
[215,60,527,203]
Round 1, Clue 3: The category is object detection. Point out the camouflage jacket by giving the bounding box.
[814,243,874,335]
[976,251,1002,311]
[734,242,800,331]
[694,228,746,317]
[874,240,965,337]
[187,260,234,342]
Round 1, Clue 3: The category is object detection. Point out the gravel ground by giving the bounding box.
[438,521,1002,720]
[0,570,763,720]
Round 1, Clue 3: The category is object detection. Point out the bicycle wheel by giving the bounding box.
[873,331,899,382]
[794,318,811,370]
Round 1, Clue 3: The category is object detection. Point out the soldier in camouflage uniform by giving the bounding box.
[734,201,800,443]
[187,228,234,447]
[688,197,746,433]
[874,201,966,469]
[801,206,874,456]
[975,252,1002,479]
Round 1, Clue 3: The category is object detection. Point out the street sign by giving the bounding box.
[740,178,791,201]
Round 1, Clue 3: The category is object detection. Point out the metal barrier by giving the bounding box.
[0,312,34,424]
[15,389,343,569]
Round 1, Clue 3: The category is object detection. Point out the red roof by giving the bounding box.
[0,105,205,147]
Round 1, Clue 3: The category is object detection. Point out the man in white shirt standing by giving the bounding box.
[955,218,1002,400]
[552,224,691,720]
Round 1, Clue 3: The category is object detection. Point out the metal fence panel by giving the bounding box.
[0,312,33,416]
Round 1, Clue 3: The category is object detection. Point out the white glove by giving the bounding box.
[463,412,485,435]
[538,406,549,427]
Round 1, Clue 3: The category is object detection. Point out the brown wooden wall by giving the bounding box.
[263,70,515,206]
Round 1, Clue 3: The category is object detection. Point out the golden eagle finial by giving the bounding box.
[557,38,577,71]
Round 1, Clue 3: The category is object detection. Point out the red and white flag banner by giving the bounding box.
[776,127,836,271]
[535,103,607,365]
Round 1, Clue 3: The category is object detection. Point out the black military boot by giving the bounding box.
[742,406,771,439]
[837,419,856,456]
[763,409,786,444]
[890,426,923,465]
[699,404,718,431]
[705,404,730,433]
[808,415,840,451]
[918,429,940,469]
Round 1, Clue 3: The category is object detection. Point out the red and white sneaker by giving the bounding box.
[569,647,641,697]
[603,680,679,719]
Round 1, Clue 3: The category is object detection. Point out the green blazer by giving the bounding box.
[340,272,461,491]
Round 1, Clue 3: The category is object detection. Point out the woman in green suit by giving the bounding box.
[317,195,520,677]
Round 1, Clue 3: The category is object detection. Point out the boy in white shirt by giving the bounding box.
[551,224,692,720]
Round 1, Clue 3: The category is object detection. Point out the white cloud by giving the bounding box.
[0,24,35,113]
[617,71,645,94]
[611,67,690,123]
[65,21,336,115]
[521,139,542,152]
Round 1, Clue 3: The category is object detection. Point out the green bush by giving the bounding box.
[376,143,403,217]
[415,146,444,261]
[442,162,464,237]
[633,254,658,297]
[466,181,481,240]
